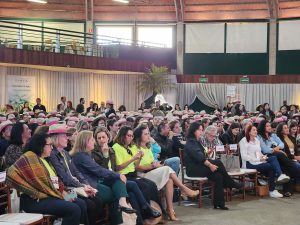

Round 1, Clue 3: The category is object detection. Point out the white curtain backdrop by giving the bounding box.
[177,83,300,112]
[1,66,299,113]
[0,66,177,111]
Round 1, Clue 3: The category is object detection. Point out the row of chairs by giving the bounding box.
[178,148,259,208]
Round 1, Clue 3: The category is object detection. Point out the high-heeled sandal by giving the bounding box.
[166,209,178,221]
[181,190,200,198]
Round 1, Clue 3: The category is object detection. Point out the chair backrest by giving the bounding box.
[0,181,11,214]
[178,148,185,182]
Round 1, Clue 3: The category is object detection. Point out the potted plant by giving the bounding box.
[137,64,176,108]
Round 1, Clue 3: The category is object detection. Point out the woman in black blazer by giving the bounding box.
[184,122,242,210]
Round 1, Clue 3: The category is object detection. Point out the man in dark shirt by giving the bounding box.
[154,122,180,175]
[33,98,46,112]
[76,98,85,114]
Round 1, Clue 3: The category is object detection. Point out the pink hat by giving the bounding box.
[68,117,79,122]
[46,117,60,126]
[29,118,38,124]
[224,117,235,125]
[0,117,7,123]
[67,120,76,128]
[37,118,46,125]
[37,113,46,118]
[48,124,67,135]
[106,100,114,105]
[274,117,284,123]
[143,109,151,113]
[193,115,202,121]
[0,120,13,133]
[108,113,116,118]
[117,118,127,125]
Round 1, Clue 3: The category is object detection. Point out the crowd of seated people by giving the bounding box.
[0,97,300,224]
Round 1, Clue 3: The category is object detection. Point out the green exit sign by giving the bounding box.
[199,77,208,83]
[240,77,249,83]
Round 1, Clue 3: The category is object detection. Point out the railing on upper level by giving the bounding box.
[0,20,166,59]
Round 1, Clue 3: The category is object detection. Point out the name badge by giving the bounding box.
[216,145,225,152]
[51,176,59,189]
[229,144,238,151]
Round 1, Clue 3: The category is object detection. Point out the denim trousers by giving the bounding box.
[20,194,81,225]
[164,157,180,175]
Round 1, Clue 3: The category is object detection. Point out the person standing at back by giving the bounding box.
[76,98,85,114]
[33,98,46,113]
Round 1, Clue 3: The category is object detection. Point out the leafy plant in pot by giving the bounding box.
[137,64,176,108]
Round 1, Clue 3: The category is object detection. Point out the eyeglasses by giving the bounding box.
[126,134,134,138]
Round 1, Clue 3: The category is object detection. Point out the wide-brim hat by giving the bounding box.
[106,100,114,105]
[0,120,13,133]
[48,124,67,135]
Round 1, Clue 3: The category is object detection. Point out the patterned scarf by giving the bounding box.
[6,151,62,200]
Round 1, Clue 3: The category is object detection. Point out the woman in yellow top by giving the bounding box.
[113,125,199,221]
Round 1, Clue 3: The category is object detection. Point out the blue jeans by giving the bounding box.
[164,157,180,176]
[246,157,279,191]
[266,155,283,177]
[293,161,300,169]
[20,194,81,225]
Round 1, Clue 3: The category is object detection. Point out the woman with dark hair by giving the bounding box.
[257,120,300,196]
[132,124,198,220]
[92,103,99,112]
[174,104,181,111]
[169,120,185,157]
[262,103,275,121]
[107,119,119,147]
[118,105,126,112]
[113,126,164,221]
[276,123,300,169]
[289,121,298,139]
[64,101,75,114]
[184,122,243,210]
[5,122,31,168]
[183,104,189,111]
[6,133,81,225]
[220,122,241,145]
[85,128,161,225]
[181,118,190,138]
[239,125,288,198]
[19,102,31,114]
[223,102,233,113]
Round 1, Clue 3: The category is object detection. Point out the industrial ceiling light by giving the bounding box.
[28,0,47,3]
[113,0,129,3]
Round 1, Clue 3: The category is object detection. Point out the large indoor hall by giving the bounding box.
[0,0,300,225]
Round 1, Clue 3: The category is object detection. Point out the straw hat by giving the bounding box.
[48,124,67,135]
[0,120,13,133]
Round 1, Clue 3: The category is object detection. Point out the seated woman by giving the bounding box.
[169,120,185,158]
[184,122,243,210]
[132,124,199,221]
[239,125,289,198]
[112,126,165,220]
[72,129,160,225]
[220,122,240,145]
[6,133,81,225]
[5,122,31,168]
[276,123,300,170]
[48,124,102,225]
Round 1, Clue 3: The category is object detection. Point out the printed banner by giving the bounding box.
[7,75,37,111]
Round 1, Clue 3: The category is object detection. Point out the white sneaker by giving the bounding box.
[277,174,290,184]
[269,190,283,198]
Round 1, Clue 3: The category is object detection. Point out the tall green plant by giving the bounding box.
[137,64,176,96]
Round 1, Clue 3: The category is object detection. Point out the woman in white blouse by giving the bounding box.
[239,125,290,198]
